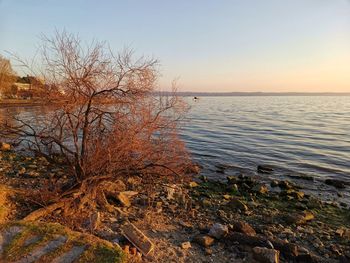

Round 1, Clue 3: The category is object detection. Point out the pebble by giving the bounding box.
[181,241,191,249]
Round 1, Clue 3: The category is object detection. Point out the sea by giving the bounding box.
[1,95,350,203]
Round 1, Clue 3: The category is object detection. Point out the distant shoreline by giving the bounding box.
[0,99,46,108]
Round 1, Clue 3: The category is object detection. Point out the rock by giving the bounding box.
[253,247,280,263]
[209,223,228,239]
[193,235,215,247]
[306,196,323,209]
[130,247,137,255]
[284,211,314,225]
[18,167,26,175]
[0,143,11,151]
[121,223,155,256]
[257,165,274,174]
[223,194,231,200]
[20,235,68,263]
[51,245,86,263]
[0,226,23,254]
[229,198,249,212]
[232,221,256,236]
[270,180,279,187]
[325,179,347,189]
[227,232,298,259]
[181,241,191,249]
[117,192,131,207]
[253,184,269,194]
[336,227,345,237]
[201,198,212,207]
[278,181,294,190]
[189,181,199,188]
[283,189,304,200]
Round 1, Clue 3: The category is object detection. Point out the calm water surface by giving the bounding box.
[182,96,350,188]
[1,96,350,201]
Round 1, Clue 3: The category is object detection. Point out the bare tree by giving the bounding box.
[0,55,17,98]
[0,31,191,224]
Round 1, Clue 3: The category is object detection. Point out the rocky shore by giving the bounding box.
[1,145,350,262]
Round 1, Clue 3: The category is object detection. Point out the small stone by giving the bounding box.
[130,247,137,255]
[28,171,40,177]
[18,167,26,175]
[181,241,191,249]
[123,245,130,254]
[193,235,215,248]
[336,228,345,237]
[253,246,280,263]
[278,181,293,190]
[284,211,314,225]
[0,143,11,151]
[201,199,211,207]
[189,181,198,188]
[208,223,228,239]
[223,194,231,200]
[252,184,269,194]
[229,198,249,212]
[232,221,256,236]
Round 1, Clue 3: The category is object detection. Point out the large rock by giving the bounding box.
[253,246,280,263]
[1,222,125,262]
[208,223,228,239]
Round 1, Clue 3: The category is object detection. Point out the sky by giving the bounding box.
[1,0,350,92]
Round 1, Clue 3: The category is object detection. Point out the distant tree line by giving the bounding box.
[0,55,45,99]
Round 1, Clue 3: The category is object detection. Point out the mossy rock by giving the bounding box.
[0,221,126,263]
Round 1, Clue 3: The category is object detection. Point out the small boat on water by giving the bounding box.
[193,96,199,101]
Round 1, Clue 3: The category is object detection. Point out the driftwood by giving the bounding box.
[23,201,67,221]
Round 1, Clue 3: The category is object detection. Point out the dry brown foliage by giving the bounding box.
[0,31,192,225]
[0,55,17,97]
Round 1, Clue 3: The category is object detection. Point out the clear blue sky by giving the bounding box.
[1,0,350,92]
